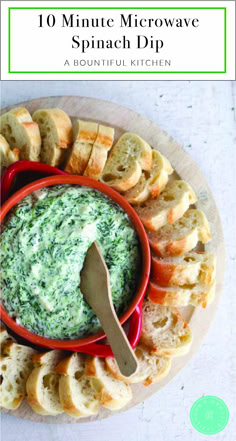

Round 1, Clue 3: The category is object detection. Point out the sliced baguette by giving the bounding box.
[0,327,15,346]
[0,341,36,410]
[123,150,173,205]
[151,252,216,286]
[85,356,132,410]
[0,134,19,175]
[105,346,171,386]
[26,350,65,415]
[139,299,192,357]
[100,133,152,191]
[32,108,72,166]
[55,353,99,418]
[148,209,211,257]
[148,280,216,308]
[83,125,114,180]
[136,180,197,231]
[0,107,41,161]
[65,120,98,174]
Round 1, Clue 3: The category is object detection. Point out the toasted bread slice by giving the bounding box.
[0,107,41,161]
[148,209,211,257]
[33,108,72,166]
[105,346,171,386]
[83,125,114,180]
[123,150,173,205]
[26,350,65,415]
[148,280,216,308]
[139,300,192,357]
[55,353,99,418]
[0,327,15,349]
[65,120,98,174]
[0,134,19,175]
[136,180,197,231]
[151,252,216,286]
[0,341,36,410]
[100,133,152,191]
[85,357,132,410]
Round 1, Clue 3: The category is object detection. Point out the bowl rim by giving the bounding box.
[0,175,151,349]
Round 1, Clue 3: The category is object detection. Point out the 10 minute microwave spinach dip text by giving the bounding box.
[0,185,141,339]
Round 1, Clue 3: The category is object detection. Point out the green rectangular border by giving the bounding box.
[8,7,227,74]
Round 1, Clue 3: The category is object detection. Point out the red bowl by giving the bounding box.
[0,175,151,352]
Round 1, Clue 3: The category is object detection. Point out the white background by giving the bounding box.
[1,0,235,80]
[0,80,235,441]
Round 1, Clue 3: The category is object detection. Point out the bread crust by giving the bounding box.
[136,180,197,232]
[85,357,132,410]
[151,252,216,286]
[1,107,41,161]
[100,133,152,191]
[58,377,82,417]
[21,122,41,161]
[26,366,55,415]
[94,126,114,150]
[55,354,99,418]
[143,357,172,386]
[32,108,72,166]
[148,280,216,308]
[32,350,65,366]
[0,339,36,410]
[139,301,192,357]
[105,347,172,386]
[0,134,20,175]
[149,231,198,257]
[124,150,173,205]
[33,108,72,148]
[83,145,108,180]
[58,375,99,418]
[111,162,143,192]
[84,356,97,377]
[148,209,211,257]
[26,350,65,415]
[1,341,17,356]
[65,120,98,174]
[55,355,74,376]
[6,107,32,124]
[0,327,15,347]
[65,142,89,174]
[84,125,114,180]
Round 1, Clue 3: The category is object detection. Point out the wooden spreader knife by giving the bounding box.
[80,241,138,377]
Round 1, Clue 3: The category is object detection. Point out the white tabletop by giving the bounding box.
[1,81,236,441]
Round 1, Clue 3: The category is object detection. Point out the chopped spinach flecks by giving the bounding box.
[0,185,141,339]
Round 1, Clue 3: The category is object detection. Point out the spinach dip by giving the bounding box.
[0,185,141,339]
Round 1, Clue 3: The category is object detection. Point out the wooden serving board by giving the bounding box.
[0,96,225,424]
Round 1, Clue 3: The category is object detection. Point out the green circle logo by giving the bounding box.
[190,396,229,435]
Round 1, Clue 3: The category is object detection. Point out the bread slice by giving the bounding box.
[83,125,114,180]
[139,299,192,357]
[26,350,65,415]
[148,209,211,257]
[136,180,197,231]
[55,353,99,418]
[32,108,72,167]
[151,252,216,286]
[0,341,36,410]
[0,327,15,350]
[0,134,19,175]
[85,356,132,410]
[100,133,152,191]
[105,346,171,386]
[148,280,216,308]
[123,150,173,205]
[65,120,98,174]
[0,107,41,161]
